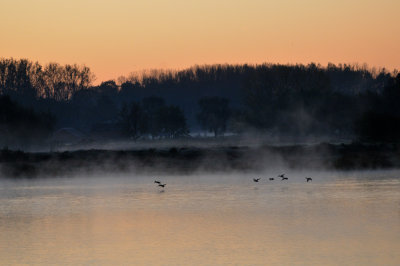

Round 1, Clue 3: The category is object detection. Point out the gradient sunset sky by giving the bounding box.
[1,0,399,83]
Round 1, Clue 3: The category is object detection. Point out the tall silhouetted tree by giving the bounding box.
[0,95,55,147]
[119,102,146,140]
[142,96,166,138]
[156,105,188,138]
[355,74,400,142]
[96,80,119,98]
[197,97,230,137]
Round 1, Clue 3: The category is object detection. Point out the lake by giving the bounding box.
[1,170,399,265]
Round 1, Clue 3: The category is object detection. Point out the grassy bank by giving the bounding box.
[1,143,399,178]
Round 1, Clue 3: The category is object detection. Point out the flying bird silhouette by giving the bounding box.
[253,178,260,182]
[269,177,275,181]
[158,183,166,188]
[305,177,312,182]
[154,180,161,184]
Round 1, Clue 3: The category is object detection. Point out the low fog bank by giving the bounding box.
[38,133,351,153]
[1,142,399,179]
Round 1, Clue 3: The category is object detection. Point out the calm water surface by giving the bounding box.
[0,170,399,265]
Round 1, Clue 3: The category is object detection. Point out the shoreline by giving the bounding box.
[1,142,399,178]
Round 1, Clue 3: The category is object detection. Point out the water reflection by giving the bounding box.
[0,171,399,265]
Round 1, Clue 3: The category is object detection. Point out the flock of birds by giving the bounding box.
[154,173,312,190]
[253,174,312,183]
[154,180,166,188]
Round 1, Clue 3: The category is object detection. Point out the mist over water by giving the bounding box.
[1,170,399,265]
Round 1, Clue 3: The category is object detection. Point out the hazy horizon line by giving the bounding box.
[2,57,399,85]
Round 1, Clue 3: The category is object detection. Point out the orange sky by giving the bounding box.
[1,0,399,83]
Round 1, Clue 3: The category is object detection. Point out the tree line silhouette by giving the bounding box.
[0,95,55,148]
[119,96,188,140]
[1,57,400,147]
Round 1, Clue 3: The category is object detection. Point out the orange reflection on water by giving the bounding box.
[0,174,399,265]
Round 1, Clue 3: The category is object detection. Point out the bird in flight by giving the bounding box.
[154,180,161,184]
[269,177,274,181]
[158,183,166,188]
[305,177,312,182]
[253,178,260,182]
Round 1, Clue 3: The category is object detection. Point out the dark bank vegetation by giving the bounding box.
[119,96,189,140]
[0,96,55,148]
[197,97,231,137]
[1,143,400,178]
[1,58,400,150]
